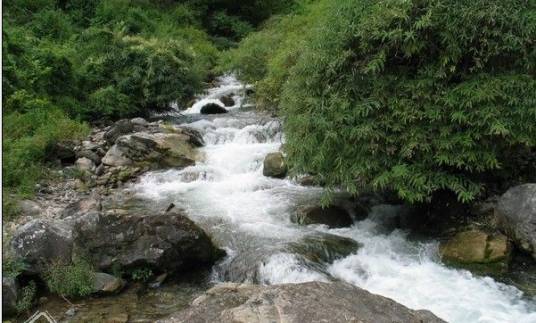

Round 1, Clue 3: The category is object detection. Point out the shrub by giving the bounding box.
[15,281,37,314]
[227,0,536,203]
[45,258,95,298]
[280,0,536,202]
[130,267,153,282]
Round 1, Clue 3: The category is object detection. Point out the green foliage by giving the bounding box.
[2,257,27,278]
[228,0,536,203]
[130,267,153,282]
[15,281,37,314]
[45,258,95,298]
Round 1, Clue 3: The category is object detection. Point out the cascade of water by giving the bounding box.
[132,75,536,323]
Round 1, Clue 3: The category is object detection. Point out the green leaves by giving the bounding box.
[230,0,536,203]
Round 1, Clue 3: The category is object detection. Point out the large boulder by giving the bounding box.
[73,210,224,272]
[439,230,512,273]
[200,103,227,114]
[104,119,134,145]
[291,205,353,228]
[10,219,73,275]
[157,282,445,323]
[263,152,287,178]
[17,199,41,217]
[288,233,360,263]
[102,132,198,169]
[2,277,19,316]
[496,184,536,259]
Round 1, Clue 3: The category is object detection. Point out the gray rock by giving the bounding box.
[75,157,96,173]
[288,233,361,263]
[92,272,125,294]
[220,95,235,107]
[10,219,73,275]
[200,103,227,114]
[291,205,353,228]
[131,117,148,126]
[62,196,102,219]
[262,152,287,178]
[18,200,41,217]
[95,163,105,176]
[2,277,19,316]
[76,149,102,165]
[157,282,445,323]
[102,132,198,170]
[73,209,224,272]
[496,184,536,259]
[104,119,134,145]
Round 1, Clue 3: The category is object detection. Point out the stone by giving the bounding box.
[262,152,287,178]
[76,149,102,165]
[102,132,198,170]
[10,219,73,275]
[200,103,227,114]
[106,313,129,323]
[131,117,148,126]
[220,95,235,107]
[75,157,96,173]
[496,184,536,259]
[65,307,76,316]
[73,210,225,272]
[95,163,105,176]
[104,120,134,145]
[18,200,41,217]
[2,277,19,316]
[93,272,125,294]
[291,205,353,228]
[439,230,512,273]
[62,196,102,219]
[288,233,361,263]
[157,282,445,323]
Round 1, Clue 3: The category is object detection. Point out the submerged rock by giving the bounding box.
[73,209,224,272]
[262,152,287,178]
[157,281,445,323]
[496,184,536,259]
[200,103,227,114]
[291,205,353,228]
[10,219,73,275]
[439,230,512,273]
[288,233,361,263]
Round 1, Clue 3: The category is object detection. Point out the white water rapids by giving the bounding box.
[134,76,536,323]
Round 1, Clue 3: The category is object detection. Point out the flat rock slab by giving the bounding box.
[157,281,445,323]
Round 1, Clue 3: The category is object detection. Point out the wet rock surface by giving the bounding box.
[262,152,287,178]
[496,184,536,259]
[200,103,227,114]
[157,281,446,323]
[439,230,512,273]
[291,205,353,228]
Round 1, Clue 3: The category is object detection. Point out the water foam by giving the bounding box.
[133,75,536,323]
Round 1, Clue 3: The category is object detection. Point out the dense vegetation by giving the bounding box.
[223,0,536,203]
[2,0,293,215]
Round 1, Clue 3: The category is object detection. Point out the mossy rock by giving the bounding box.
[439,230,512,274]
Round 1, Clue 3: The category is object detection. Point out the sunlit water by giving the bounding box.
[133,76,536,323]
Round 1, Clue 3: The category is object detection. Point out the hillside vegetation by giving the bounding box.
[2,0,293,215]
[222,0,536,203]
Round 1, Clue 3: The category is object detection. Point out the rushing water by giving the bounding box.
[133,76,536,323]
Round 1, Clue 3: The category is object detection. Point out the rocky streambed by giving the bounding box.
[3,76,536,323]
